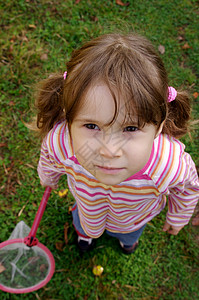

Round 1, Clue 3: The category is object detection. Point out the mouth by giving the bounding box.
[96,165,125,175]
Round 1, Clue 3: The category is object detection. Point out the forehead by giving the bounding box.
[75,83,135,124]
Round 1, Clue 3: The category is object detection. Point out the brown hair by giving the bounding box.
[33,33,191,139]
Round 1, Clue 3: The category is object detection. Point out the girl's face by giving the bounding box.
[71,84,160,186]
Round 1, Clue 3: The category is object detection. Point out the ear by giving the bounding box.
[155,122,164,138]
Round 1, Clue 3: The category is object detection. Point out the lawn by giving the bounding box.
[0,0,199,299]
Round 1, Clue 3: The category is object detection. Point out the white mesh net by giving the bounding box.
[0,221,52,291]
[8,221,30,241]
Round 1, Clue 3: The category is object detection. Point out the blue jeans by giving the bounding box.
[72,203,146,246]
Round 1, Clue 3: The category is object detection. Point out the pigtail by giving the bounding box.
[162,90,191,138]
[33,73,65,139]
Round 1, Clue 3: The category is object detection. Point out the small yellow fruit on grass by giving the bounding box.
[92,265,104,276]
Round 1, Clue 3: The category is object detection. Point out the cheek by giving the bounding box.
[127,137,153,164]
[72,129,98,158]
[71,127,83,154]
[140,141,154,163]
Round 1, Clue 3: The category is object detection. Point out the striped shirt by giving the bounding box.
[38,121,199,238]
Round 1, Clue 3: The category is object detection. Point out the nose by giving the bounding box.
[99,139,123,158]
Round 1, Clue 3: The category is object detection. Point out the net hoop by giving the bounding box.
[0,238,55,294]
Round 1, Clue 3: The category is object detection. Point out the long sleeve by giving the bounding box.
[38,139,65,186]
[166,152,199,227]
[37,122,71,186]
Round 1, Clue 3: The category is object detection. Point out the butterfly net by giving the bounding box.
[0,221,52,292]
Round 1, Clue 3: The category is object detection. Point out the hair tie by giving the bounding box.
[63,71,67,80]
[168,86,177,102]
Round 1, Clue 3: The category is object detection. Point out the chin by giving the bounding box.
[95,175,124,186]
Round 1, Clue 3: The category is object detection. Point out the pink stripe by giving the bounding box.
[148,134,162,175]
[170,139,184,184]
[50,123,61,163]
[75,186,156,203]
[59,123,68,159]
[156,140,172,186]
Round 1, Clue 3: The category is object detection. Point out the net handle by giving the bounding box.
[28,187,52,240]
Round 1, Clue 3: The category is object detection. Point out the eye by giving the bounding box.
[84,123,100,130]
[123,126,138,132]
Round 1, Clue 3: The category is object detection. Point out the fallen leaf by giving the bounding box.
[58,188,68,198]
[193,92,198,99]
[40,53,48,61]
[153,255,160,264]
[56,268,69,272]
[16,179,22,186]
[9,45,14,53]
[90,16,98,22]
[55,242,64,251]
[21,35,28,42]
[182,42,191,50]
[28,256,40,264]
[116,0,130,6]
[40,264,47,272]
[10,35,16,43]
[177,36,184,41]
[158,45,165,54]
[51,7,58,13]
[25,163,35,169]
[68,206,73,214]
[0,263,6,273]
[124,284,137,290]
[0,143,7,147]
[64,222,69,244]
[18,204,26,217]
[75,0,81,3]
[28,24,36,29]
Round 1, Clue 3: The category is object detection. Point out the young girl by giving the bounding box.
[35,33,199,254]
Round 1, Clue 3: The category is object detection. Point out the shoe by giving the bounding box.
[77,236,94,252]
[119,240,139,254]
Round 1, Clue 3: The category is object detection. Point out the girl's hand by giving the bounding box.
[163,221,184,235]
[40,180,58,189]
[192,213,199,226]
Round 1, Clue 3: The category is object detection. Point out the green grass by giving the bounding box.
[0,0,199,299]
